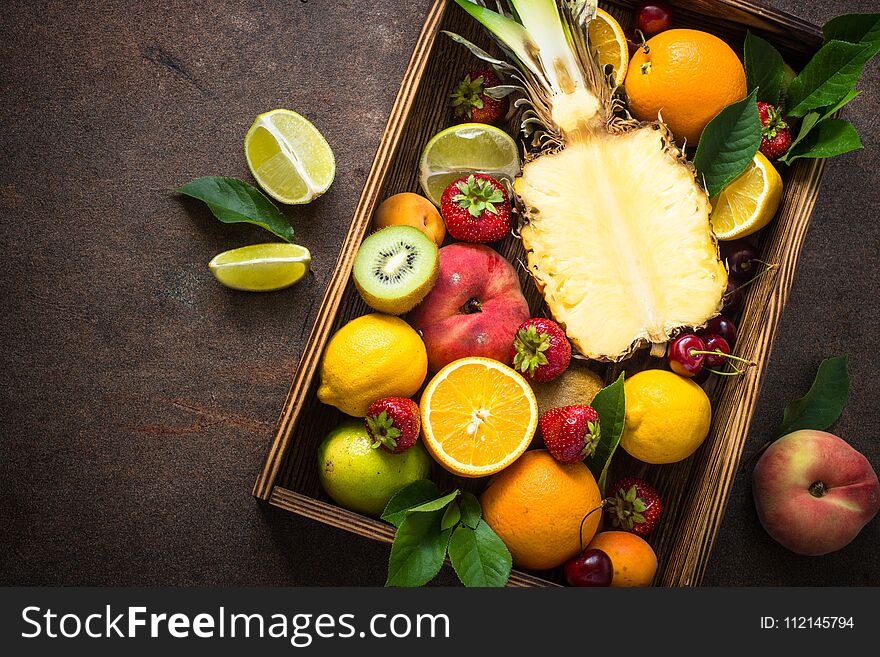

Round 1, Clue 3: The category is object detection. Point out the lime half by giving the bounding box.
[419,123,521,205]
[209,243,311,292]
[245,109,335,205]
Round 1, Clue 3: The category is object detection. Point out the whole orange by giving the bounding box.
[624,29,746,145]
[480,450,602,570]
[587,531,658,587]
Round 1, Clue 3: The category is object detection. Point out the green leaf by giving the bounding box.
[447,521,511,587]
[693,89,762,197]
[744,32,785,104]
[780,90,862,164]
[585,373,626,492]
[772,355,850,439]
[177,176,295,243]
[459,492,482,529]
[407,490,460,515]
[441,501,461,531]
[786,40,880,118]
[784,118,863,162]
[385,510,451,587]
[822,14,880,45]
[381,480,440,528]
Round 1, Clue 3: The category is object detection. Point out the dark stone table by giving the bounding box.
[1,0,877,586]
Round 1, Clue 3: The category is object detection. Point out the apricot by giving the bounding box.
[587,531,657,587]
[373,192,446,246]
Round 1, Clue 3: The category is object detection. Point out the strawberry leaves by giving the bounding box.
[383,483,511,587]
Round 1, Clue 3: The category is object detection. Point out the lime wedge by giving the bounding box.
[209,243,311,292]
[419,123,521,205]
[244,109,335,205]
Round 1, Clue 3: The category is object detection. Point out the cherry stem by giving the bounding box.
[690,350,756,366]
[577,501,606,553]
[723,263,779,299]
[635,29,650,53]
[706,366,746,376]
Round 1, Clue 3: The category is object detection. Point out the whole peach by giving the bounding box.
[373,192,446,246]
[752,430,880,556]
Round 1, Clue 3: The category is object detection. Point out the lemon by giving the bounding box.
[317,314,428,417]
[419,123,520,205]
[589,9,628,87]
[317,420,431,517]
[710,151,783,240]
[620,369,712,464]
[208,243,311,291]
[244,109,335,205]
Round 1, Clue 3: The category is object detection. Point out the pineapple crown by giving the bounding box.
[606,485,648,530]
[512,324,551,375]
[452,175,504,218]
[366,410,401,450]
[450,73,487,118]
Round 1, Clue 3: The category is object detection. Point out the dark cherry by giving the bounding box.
[722,240,760,284]
[564,548,613,587]
[635,2,674,37]
[701,333,731,368]
[668,333,706,377]
[722,279,744,315]
[700,315,737,347]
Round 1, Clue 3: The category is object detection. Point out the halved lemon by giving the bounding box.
[710,151,783,240]
[244,109,335,205]
[589,8,628,87]
[420,357,538,478]
[209,243,311,292]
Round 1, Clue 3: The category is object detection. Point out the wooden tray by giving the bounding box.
[254,0,826,587]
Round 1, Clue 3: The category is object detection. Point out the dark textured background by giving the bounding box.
[1,0,877,586]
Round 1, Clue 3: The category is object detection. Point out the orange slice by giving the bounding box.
[420,357,538,478]
[589,8,628,87]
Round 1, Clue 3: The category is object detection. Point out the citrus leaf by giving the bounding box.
[744,32,785,105]
[585,373,625,493]
[407,490,460,515]
[693,89,762,197]
[385,510,451,587]
[822,14,880,45]
[381,480,440,528]
[441,501,462,532]
[459,492,482,529]
[447,521,511,588]
[784,119,863,163]
[786,40,880,118]
[772,355,850,439]
[177,176,295,243]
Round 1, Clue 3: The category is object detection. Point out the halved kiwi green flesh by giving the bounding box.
[353,225,439,315]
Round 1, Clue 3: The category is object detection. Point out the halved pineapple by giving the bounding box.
[453,0,727,360]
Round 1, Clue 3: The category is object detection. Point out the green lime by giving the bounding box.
[317,420,431,517]
[419,123,521,205]
[208,243,311,292]
[244,109,335,205]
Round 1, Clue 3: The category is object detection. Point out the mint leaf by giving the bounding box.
[177,176,295,243]
[585,373,625,492]
[694,89,762,197]
[786,40,880,118]
[381,480,440,527]
[459,492,482,529]
[772,355,850,439]
[784,118,863,162]
[822,14,880,45]
[744,32,785,104]
[447,521,511,587]
[441,501,461,531]
[385,510,451,587]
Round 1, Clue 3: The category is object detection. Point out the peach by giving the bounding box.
[407,243,530,371]
[373,192,446,246]
[752,430,880,556]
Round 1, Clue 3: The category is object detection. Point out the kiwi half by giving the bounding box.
[353,225,439,315]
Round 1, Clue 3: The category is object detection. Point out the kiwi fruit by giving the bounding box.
[353,225,439,315]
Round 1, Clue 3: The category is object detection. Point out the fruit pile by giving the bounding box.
[311,2,879,587]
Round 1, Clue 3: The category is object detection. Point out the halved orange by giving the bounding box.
[420,357,538,478]
[589,8,628,87]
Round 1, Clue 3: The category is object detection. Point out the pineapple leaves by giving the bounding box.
[694,89,761,198]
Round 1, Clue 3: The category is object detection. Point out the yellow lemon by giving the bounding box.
[710,151,783,240]
[621,369,712,464]
[317,314,427,417]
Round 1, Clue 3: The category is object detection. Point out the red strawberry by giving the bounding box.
[510,318,572,383]
[364,397,420,454]
[757,101,792,160]
[450,69,508,124]
[539,405,601,464]
[606,477,662,536]
[440,173,511,243]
